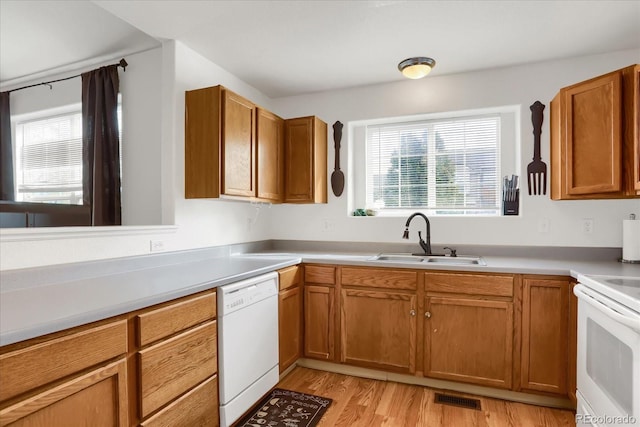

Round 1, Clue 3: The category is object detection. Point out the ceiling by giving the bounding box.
[2,0,639,97]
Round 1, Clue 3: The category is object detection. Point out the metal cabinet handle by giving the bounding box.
[425,311,431,318]
[410,310,416,316]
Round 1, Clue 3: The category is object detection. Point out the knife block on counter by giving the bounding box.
[503,190,519,216]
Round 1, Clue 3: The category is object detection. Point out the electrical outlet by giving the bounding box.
[150,240,165,252]
[538,218,550,233]
[582,218,594,234]
[322,218,335,232]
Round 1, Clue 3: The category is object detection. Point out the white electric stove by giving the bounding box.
[574,274,640,427]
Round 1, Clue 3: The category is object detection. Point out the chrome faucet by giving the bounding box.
[403,212,432,255]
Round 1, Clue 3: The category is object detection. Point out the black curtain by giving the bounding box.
[82,65,121,226]
[0,91,15,201]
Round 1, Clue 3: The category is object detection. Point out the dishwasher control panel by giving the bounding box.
[218,272,278,316]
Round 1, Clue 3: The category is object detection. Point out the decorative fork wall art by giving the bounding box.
[528,101,547,195]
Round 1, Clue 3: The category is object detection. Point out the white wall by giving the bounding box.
[1,48,164,226]
[0,41,276,270]
[268,49,640,248]
[1,46,638,271]
[161,40,275,252]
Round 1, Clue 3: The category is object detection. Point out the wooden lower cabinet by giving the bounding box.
[278,266,303,372]
[140,375,219,427]
[304,285,335,361]
[341,288,417,373]
[136,291,218,426]
[279,286,302,371]
[0,319,129,426]
[138,321,218,418]
[520,277,570,395]
[0,290,219,427]
[0,358,128,427]
[424,296,513,389]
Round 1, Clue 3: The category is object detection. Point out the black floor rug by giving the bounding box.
[235,388,332,427]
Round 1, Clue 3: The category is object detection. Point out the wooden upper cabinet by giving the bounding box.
[185,85,325,203]
[627,65,640,193]
[284,116,328,203]
[551,64,639,199]
[256,108,284,202]
[185,86,222,198]
[222,90,256,197]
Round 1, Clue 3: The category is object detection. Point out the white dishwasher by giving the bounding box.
[217,271,279,427]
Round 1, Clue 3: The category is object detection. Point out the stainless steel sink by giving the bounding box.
[370,254,485,266]
[371,254,425,263]
[425,256,485,265]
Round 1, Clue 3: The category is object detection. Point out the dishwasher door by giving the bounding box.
[218,272,279,426]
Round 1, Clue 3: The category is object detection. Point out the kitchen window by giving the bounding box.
[353,107,517,216]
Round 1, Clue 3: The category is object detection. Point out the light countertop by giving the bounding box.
[2,244,639,347]
[0,253,299,346]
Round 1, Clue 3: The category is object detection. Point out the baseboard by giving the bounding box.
[295,358,575,410]
[278,362,298,381]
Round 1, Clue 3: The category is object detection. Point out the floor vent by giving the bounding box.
[434,393,481,410]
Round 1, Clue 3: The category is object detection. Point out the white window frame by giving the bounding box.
[350,105,520,217]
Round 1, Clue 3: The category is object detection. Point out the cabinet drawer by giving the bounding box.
[139,321,217,417]
[341,267,417,290]
[424,273,513,297]
[0,319,127,402]
[279,265,301,291]
[304,265,335,285]
[140,375,218,427]
[137,292,216,347]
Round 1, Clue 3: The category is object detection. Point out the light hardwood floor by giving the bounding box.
[278,367,576,427]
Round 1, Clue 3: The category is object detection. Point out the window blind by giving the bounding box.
[15,113,83,204]
[14,102,122,205]
[366,115,500,215]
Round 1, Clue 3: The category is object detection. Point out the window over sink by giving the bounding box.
[351,106,519,217]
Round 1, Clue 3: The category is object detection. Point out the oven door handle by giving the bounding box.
[574,285,640,332]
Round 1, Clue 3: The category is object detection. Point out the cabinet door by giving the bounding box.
[341,289,416,373]
[632,65,640,192]
[256,108,284,202]
[520,278,569,395]
[564,72,622,195]
[568,281,578,406]
[279,285,302,373]
[424,296,513,389]
[185,86,222,199]
[285,117,314,202]
[0,359,128,426]
[304,285,335,360]
[222,90,255,197]
[284,117,327,203]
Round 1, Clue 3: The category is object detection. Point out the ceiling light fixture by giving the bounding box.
[398,57,436,79]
